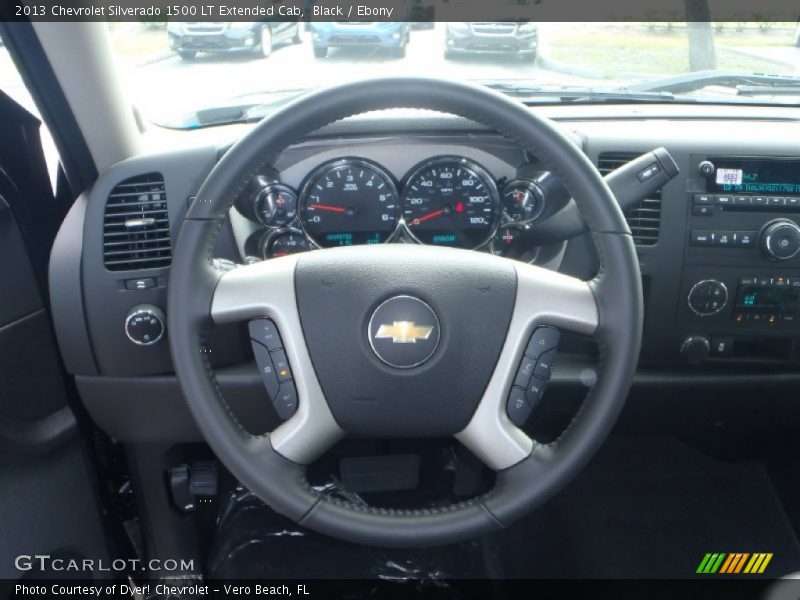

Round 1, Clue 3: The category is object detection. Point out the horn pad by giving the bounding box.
[294,245,516,437]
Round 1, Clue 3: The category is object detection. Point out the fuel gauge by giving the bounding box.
[502,180,544,224]
[263,229,311,259]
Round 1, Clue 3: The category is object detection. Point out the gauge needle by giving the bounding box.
[312,203,346,213]
[413,208,444,225]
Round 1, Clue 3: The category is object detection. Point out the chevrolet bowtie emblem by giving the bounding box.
[374,321,434,344]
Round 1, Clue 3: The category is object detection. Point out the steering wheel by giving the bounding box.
[168,78,643,548]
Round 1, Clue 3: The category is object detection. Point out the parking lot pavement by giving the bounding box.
[119,26,589,124]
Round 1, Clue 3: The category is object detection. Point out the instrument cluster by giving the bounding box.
[242,155,559,263]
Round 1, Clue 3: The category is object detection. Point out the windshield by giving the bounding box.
[106,21,800,128]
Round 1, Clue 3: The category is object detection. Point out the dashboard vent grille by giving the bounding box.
[598,152,662,246]
[103,173,171,271]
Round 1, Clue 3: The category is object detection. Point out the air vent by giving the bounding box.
[598,152,662,246]
[103,173,171,271]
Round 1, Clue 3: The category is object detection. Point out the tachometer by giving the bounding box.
[401,157,500,248]
[300,159,399,248]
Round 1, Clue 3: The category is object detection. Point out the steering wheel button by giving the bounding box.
[513,356,537,389]
[248,318,283,351]
[273,382,298,420]
[270,349,292,382]
[533,349,557,379]
[251,341,280,400]
[525,326,560,358]
[526,376,548,408]
[506,387,532,427]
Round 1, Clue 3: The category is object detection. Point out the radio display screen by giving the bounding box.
[709,157,800,195]
[736,283,799,312]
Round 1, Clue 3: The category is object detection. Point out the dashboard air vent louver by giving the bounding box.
[597,152,662,246]
[103,173,171,271]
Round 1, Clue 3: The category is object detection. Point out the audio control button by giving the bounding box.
[761,219,800,261]
[690,230,715,246]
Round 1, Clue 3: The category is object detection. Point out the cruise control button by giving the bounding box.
[273,382,298,420]
[526,376,548,409]
[506,387,532,427]
[270,349,292,382]
[533,349,557,379]
[249,318,283,351]
[514,356,537,389]
[251,342,280,399]
[525,326,560,358]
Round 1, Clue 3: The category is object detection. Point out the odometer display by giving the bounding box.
[300,159,399,248]
[402,157,500,248]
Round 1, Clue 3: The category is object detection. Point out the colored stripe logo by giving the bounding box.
[697,553,773,574]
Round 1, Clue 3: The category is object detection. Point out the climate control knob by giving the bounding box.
[687,279,727,317]
[681,335,710,365]
[761,219,800,261]
[125,304,166,346]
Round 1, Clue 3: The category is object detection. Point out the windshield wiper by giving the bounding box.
[624,70,800,95]
[157,89,309,129]
[480,81,685,103]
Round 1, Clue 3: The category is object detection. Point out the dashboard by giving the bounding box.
[229,136,570,266]
[45,106,800,443]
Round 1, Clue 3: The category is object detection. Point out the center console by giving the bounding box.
[680,156,800,363]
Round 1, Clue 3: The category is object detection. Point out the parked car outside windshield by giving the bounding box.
[89,21,800,128]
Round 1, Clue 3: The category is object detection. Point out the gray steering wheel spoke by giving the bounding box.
[211,256,343,464]
[456,262,599,471]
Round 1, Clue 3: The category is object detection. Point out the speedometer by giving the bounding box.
[401,157,500,249]
[300,159,399,248]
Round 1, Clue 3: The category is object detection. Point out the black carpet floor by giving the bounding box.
[492,435,800,579]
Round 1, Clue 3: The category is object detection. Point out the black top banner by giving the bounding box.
[4,0,800,23]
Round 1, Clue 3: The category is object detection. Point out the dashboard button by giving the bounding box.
[125,277,156,291]
[270,349,292,382]
[525,326,560,358]
[248,318,283,351]
[693,194,713,205]
[506,387,532,427]
[273,382,298,420]
[533,349,557,379]
[715,231,734,246]
[711,336,733,356]
[735,231,756,248]
[733,196,751,207]
[716,195,733,206]
[514,356,536,389]
[251,342,280,400]
[690,230,714,246]
[692,205,713,216]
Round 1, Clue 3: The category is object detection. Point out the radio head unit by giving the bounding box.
[708,157,800,196]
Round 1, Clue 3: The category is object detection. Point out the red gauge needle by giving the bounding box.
[413,208,444,225]
[312,203,346,213]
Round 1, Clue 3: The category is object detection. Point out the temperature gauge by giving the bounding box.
[264,229,311,259]
[254,183,298,228]
[502,180,544,224]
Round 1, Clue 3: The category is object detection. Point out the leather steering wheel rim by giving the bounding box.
[167,77,643,548]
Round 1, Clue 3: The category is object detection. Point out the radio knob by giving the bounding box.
[698,160,715,177]
[761,219,800,261]
[687,279,728,317]
[681,335,710,365]
[125,304,166,346]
